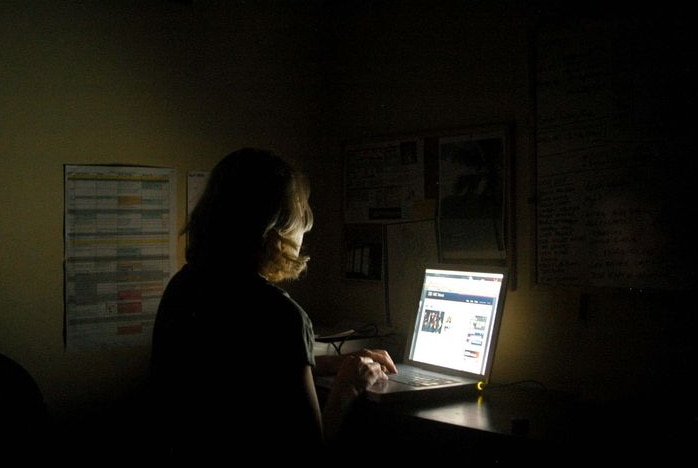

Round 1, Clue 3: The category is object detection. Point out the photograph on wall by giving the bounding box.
[437,128,509,261]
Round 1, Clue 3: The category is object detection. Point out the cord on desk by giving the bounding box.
[330,339,347,355]
[326,322,383,355]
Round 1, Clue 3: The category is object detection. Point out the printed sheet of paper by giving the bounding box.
[344,139,425,223]
[63,165,177,349]
[187,171,209,219]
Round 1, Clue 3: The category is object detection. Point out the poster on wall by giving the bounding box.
[437,127,510,262]
[63,164,177,350]
[343,138,425,223]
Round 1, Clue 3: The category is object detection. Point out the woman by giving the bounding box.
[150,148,396,460]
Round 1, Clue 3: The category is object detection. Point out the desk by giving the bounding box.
[324,384,696,463]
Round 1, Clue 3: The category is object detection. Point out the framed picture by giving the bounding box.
[436,124,512,264]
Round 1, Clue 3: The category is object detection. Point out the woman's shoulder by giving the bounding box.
[162,265,309,321]
[249,278,312,327]
[251,278,304,312]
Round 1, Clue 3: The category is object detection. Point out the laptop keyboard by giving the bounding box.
[389,367,459,387]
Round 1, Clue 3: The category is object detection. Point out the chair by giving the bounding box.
[0,353,51,454]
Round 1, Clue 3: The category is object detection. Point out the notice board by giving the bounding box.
[535,16,695,290]
[343,125,514,271]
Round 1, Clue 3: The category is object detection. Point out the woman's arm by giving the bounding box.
[319,355,390,442]
[301,365,325,443]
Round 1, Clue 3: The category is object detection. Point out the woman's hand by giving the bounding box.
[352,348,398,375]
[332,355,389,397]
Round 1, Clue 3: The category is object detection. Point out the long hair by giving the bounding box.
[184,148,314,282]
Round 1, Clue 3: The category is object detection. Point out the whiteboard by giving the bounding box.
[535,17,695,290]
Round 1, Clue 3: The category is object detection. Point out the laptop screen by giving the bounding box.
[406,264,508,379]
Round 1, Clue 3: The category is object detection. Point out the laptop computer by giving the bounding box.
[364,262,509,403]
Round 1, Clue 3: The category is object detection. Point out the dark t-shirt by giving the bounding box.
[150,263,317,460]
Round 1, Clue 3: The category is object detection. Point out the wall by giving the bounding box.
[0,0,331,422]
[1,0,694,438]
[289,2,695,406]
